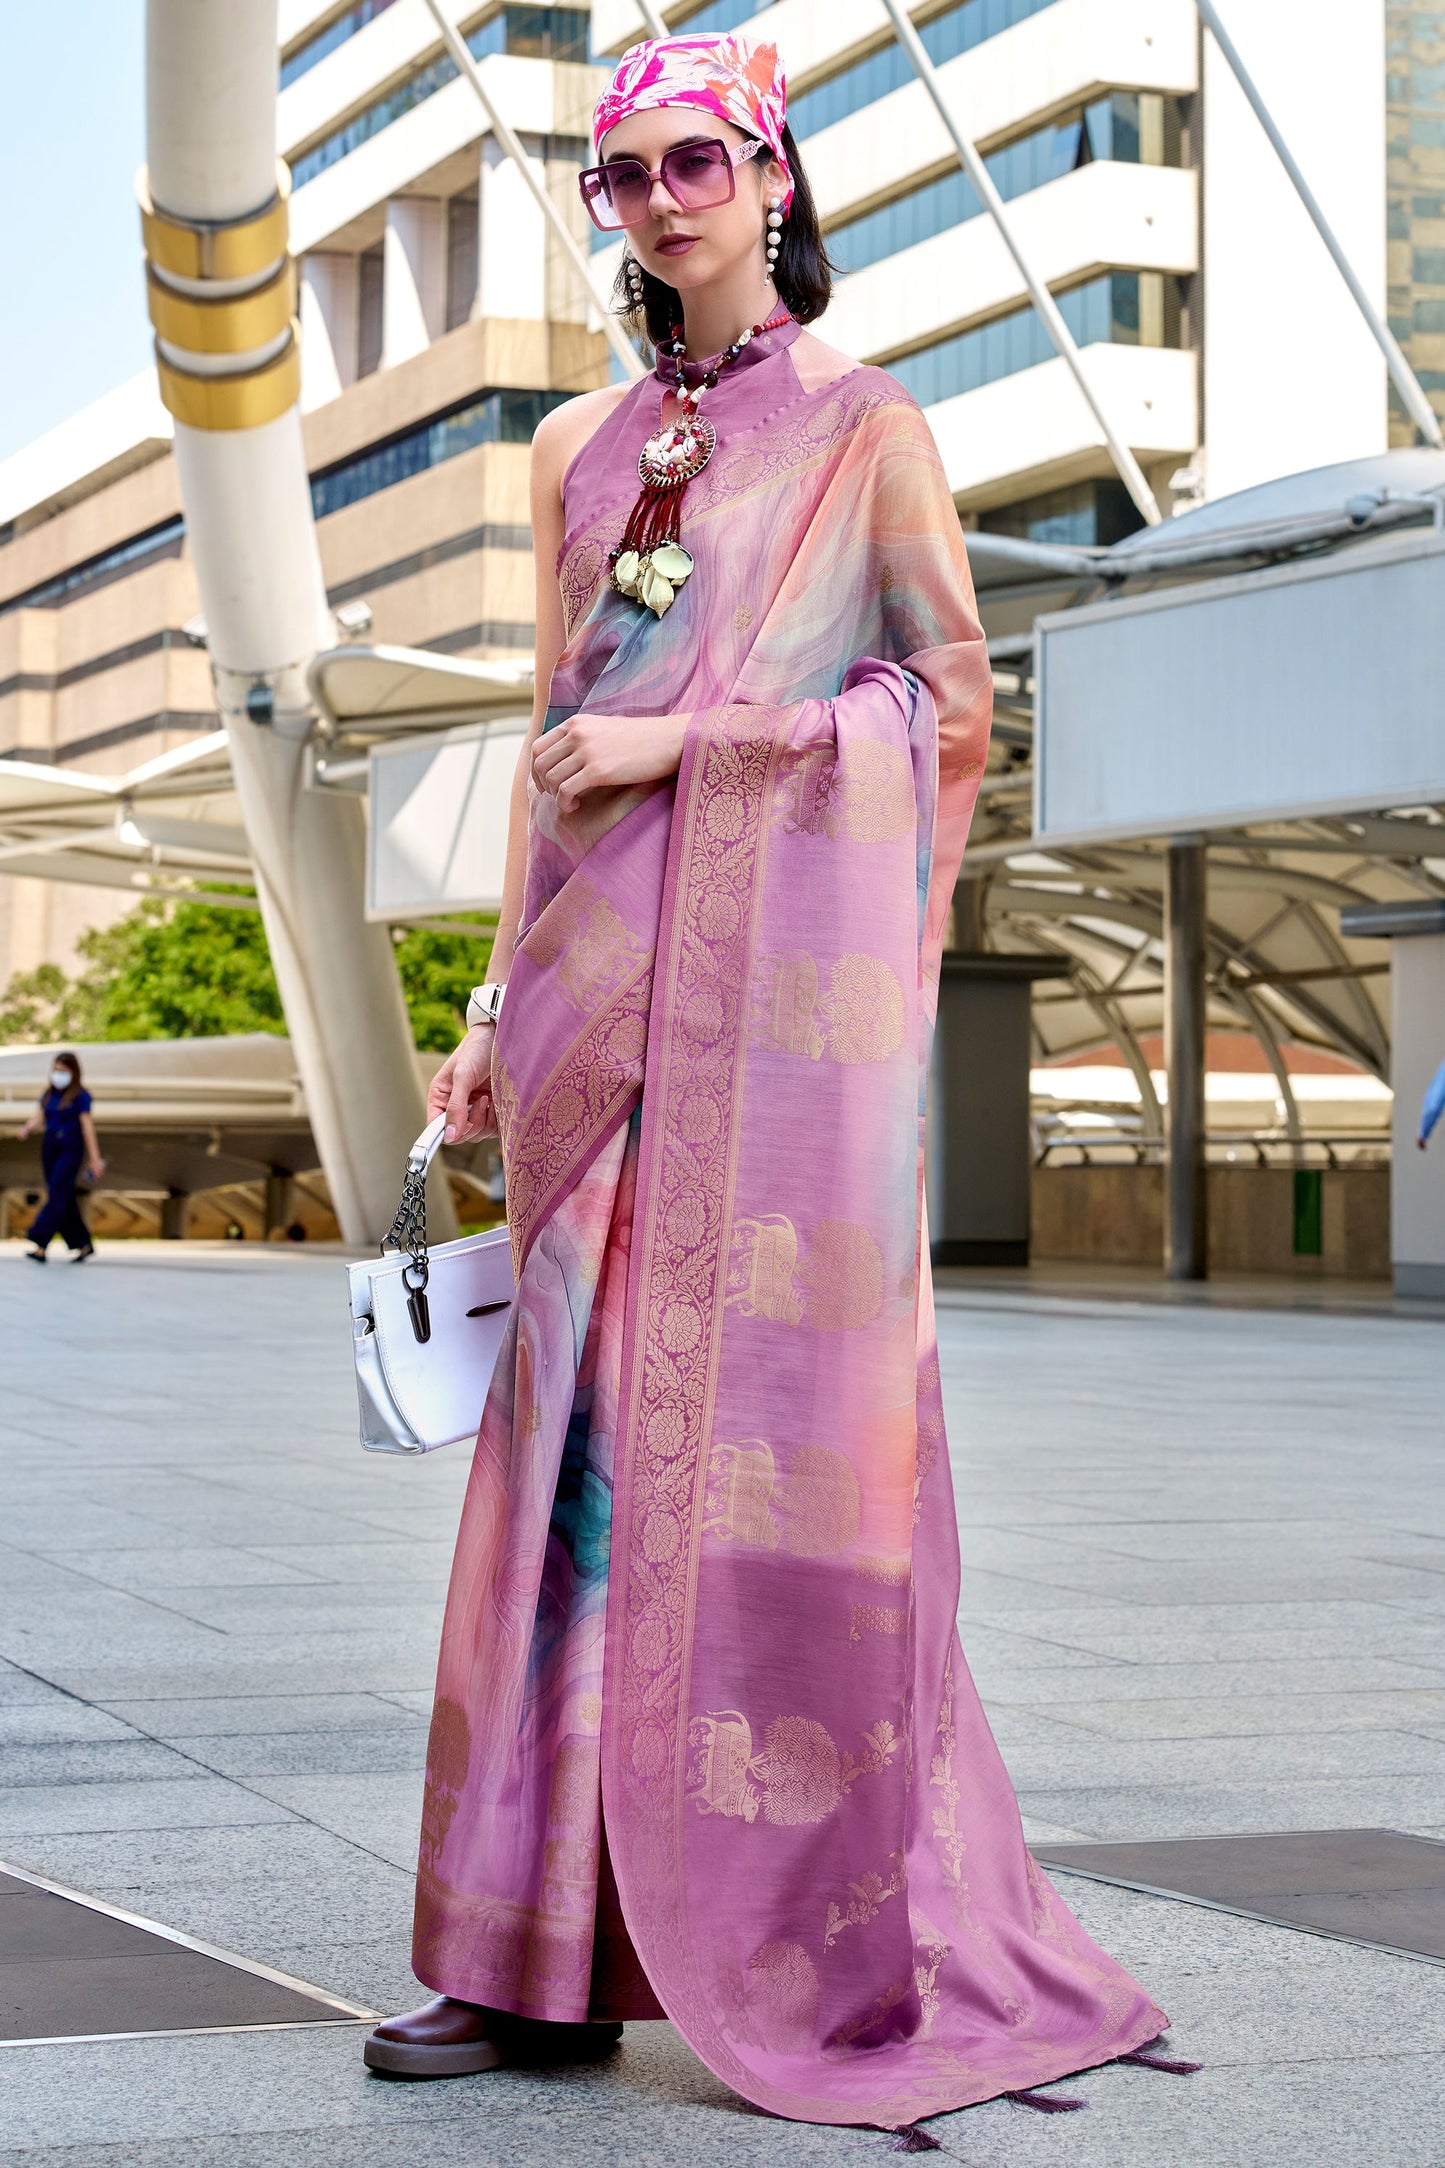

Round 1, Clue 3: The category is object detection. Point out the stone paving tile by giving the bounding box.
[25,1642,447,1702]
[240,1539,460,1583]
[238,1772,425,1871]
[1014,1773,1445,1839]
[134,1587,449,1639]
[1001,1725,1445,1790]
[1021,1688,1445,1738]
[4,1252,1445,2167]
[94,1693,424,1739]
[1,1740,199,1788]
[180,1725,430,1780]
[968,1654,1445,1705]
[0,1776,299,1839]
[30,1546,326,1592]
[0,1702,143,1747]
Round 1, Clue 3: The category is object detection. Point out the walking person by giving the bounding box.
[18,1050,103,1262]
[366,29,1188,2131]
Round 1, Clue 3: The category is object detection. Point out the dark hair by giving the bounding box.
[50,1050,82,1106]
[611,124,834,353]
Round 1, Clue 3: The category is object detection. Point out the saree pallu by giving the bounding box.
[413,321,1169,2127]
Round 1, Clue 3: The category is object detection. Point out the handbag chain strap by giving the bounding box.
[381,1163,431,1344]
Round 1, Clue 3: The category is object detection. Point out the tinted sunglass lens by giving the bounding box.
[663,141,732,206]
[604,162,652,223]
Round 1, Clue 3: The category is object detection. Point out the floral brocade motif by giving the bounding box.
[609,701,784,2036]
[497,965,653,1277]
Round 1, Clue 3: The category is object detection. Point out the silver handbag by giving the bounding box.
[347,1114,515,1454]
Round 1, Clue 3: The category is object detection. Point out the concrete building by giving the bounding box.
[0,0,609,986]
[590,0,1393,530]
[4,0,1444,1286]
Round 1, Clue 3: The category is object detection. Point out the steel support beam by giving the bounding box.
[418,0,646,381]
[1197,0,1443,450]
[1165,838,1209,1279]
[877,0,1163,525]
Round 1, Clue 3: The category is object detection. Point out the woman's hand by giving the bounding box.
[531,710,686,815]
[87,1157,106,1182]
[429,1024,498,1144]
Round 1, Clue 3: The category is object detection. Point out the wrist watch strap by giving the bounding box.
[465,981,505,1030]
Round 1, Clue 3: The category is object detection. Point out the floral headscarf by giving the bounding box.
[592,31,794,215]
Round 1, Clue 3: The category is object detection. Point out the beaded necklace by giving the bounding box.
[609,307,792,619]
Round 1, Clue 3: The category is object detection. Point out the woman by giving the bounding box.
[18,1049,103,1263]
[365,31,1186,2131]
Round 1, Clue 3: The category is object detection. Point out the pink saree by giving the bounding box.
[412,319,1170,2127]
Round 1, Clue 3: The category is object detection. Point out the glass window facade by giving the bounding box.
[791,0,1059,141]
[980,478,1142,548]
[280,0,399,92]
[670,0,778,36]
[1,519,186,619]
[291,9,591,186]
[883,271,1182,408]
[310,389,573,519]
[1387,2,1445,440]
[828,93,1180,276]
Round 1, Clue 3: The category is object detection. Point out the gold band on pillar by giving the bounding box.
[155,325,303,431]
[137,161,292,282]
[146,258,297,355]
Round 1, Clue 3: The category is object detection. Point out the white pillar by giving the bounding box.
[478,135,546,320]
[1392,931,1445,1298]
[146,0,450,1247]
[382,197,446,367]
[298,252,359,409]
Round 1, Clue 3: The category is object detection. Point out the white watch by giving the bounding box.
[465,981,506,1030]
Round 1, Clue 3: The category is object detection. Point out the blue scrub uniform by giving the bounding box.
[28,1087,93,1252]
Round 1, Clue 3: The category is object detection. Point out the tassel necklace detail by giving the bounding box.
[609,307,791,618]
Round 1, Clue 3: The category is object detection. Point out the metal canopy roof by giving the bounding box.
[971,451,1445,1133]
[309,644,532,739]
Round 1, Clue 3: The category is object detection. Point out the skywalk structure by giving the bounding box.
[2,0,1444,1293]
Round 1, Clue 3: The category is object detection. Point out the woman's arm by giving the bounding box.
[431,388,625,1144]
[79,1109,105,1178]
[16,1097,42,1140]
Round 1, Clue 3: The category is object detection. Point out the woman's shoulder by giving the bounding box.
[791,333,922,421]
[532,382,635,489]
[77,1088,92,1112]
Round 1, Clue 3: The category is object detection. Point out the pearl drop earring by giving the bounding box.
[625,252,645,306]
[766,193,784,271]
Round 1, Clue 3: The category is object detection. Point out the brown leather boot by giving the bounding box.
[362,1993,623,2078]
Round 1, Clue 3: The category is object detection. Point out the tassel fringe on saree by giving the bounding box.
[411,319,1171,2128]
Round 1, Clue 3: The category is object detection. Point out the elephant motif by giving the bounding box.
[686,1709,761,1822]
[686,1709,901,1826]
[726,1214,804,1324]
[704,1439,781,1549]
[727,1214,883,1332]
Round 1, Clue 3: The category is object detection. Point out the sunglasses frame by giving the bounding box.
[578,136,770,231]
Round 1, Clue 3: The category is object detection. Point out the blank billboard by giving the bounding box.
[1034,531,1445,844]
[367,720,526,919]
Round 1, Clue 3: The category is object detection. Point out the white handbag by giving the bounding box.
[348,1114,515,1454]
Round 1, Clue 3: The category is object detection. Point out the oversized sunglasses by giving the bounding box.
[578,136,769,231]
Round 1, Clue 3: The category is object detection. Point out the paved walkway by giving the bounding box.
[1,1241,1443,2165]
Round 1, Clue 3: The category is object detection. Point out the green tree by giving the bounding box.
[392,918,496,1051]
[0,894,494,1052]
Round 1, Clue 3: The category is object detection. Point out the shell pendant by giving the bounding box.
[608,414,713,618]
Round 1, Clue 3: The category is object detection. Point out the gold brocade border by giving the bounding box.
[606,709,1171,2126]
[500,962,653,1277]
[611,700,791,2090]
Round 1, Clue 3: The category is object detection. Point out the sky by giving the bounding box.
[0,1,151,464]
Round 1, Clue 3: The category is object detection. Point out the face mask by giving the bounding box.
[49,1069,71,1091]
